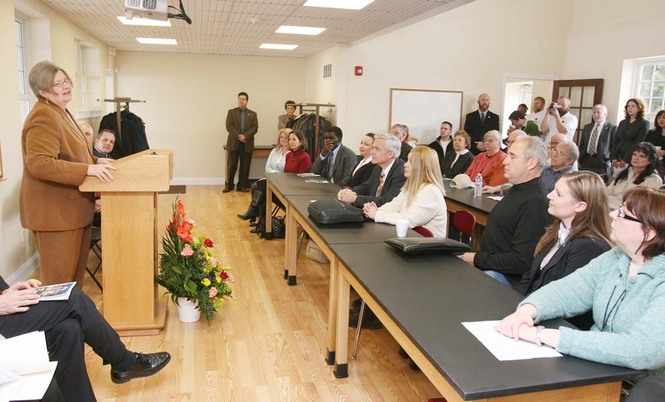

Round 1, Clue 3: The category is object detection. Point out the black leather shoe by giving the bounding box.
[222,186,234,193]
[237,211,256,221]
[111,352,171,384]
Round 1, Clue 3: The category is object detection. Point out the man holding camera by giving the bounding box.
[540,96,578,145]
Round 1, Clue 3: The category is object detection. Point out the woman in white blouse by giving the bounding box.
[237,128,291,223]
[363,146,447,237]
[606,142,662,210]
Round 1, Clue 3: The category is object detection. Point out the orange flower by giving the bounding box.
[177,200,186,218]
[176,221,193,242]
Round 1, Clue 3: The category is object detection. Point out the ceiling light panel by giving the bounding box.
[303,0,375,10]
[276,25,326,35]
[137,38,178,45]
[259,43,298,50]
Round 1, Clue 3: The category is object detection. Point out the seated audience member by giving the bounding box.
[78,122,95,147]
[78,122,103,225]
[612,98,650,171]
[311,126,358,186]
[338,133,406,208]
[348,133,375,188]
[464,130,508,187]
[547,133,566,162]
[645,109,665,160]
[539,139,578,194]
[0,276,170,401]
[238,128,291,223]
[513,171,612,297]
[460,137,552,286]
[93,129,116,158]
[482,130,527,194]
[496,187,665,401]
[441,130,474,178]
[578,104,617,182]
[390,124,413,161]
[606,142,662,210]
[277,100,297,129]
[363,146,447,238]
[507,111,526,136]
[284,130,312,173]
[428,121,454,166]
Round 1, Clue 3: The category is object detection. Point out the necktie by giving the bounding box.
[326,154,335,181]
[480,112,486,123]
[375,172,385,197]
[240,109,245,133]
[588,124,600,156]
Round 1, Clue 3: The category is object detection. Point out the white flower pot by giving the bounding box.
[177,297,201,323]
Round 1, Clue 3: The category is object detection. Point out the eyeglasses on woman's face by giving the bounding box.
[52,78,71,88]
[618,205,641,223]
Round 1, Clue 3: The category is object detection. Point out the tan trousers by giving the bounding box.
[34,225,92,288]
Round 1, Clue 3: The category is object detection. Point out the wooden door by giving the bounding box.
[552,79,604,144]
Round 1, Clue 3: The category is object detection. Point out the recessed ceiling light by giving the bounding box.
[303,0,375,10]
[117,16,171,27]
[259,43,298,50]
[137,38,177,45]
[276,25,326,36]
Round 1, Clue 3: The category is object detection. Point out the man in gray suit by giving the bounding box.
[224,91,258,193]
[311,126,358,187]
[578,104,617,183]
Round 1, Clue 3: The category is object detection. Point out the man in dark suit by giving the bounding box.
[0,276,170,400]
[578,104,617,183]
[92,129,116,159]
[224,91,259,193]
[311,126,358,187]
[337,133,406,208]
[428,121,454,173]
[463,93,500,155]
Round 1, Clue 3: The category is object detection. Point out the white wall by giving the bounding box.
[115,52,306,183]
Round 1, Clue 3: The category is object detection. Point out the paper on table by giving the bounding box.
[305,179,329,183]
[487,196,503,202]
[462,320,562,361]
[297,173,320,177]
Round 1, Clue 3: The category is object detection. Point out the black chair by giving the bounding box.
[87,226,103,291]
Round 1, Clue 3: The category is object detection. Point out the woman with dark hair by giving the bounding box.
[514,171,612,299]
[348,133,375,188]
[441,130,474,178]
[497,187,665,400]
[612,98,650,169]
[607,142,662,210]
[645,109,665,160]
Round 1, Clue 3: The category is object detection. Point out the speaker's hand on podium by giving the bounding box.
[88,163,116,183]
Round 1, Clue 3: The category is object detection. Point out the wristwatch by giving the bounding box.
[535,325,545,346]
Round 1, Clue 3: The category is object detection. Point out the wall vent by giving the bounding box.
[323,63,332,79]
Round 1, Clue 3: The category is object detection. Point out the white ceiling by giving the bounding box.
[39,0,471,58]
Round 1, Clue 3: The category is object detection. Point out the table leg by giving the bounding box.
[285,205,298,285]
[265,181,273,239]
[326,255,338,365]
[333,264,350,378]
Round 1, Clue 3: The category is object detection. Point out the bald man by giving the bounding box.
[464,93,501,155]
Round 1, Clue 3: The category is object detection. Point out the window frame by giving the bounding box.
[633,57,665,123]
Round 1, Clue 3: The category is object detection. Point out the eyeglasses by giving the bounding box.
[483,139,498,143]
[52,79,71,88]
[618,205,641,223]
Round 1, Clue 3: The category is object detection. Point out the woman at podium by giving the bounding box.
[19,61,116,287]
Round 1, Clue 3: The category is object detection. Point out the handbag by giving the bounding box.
[385,237,471,255]
[308,199,364,224]
[258,216,286,239]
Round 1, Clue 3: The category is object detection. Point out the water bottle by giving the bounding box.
[474,173,483,197]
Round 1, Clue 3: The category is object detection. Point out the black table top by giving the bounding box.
[329,242,642,400]
[443,179,498,215]
[288,195,419,243]
[266,172,340,197]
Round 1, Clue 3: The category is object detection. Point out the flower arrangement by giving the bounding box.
[156,199,233,322]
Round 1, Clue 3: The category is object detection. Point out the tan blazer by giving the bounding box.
[225,107,258,153]
[20,98,95,231]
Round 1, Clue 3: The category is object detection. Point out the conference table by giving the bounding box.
[442,179,498,227]
[265,173,642,401]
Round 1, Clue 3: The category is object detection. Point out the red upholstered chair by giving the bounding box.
[351,224,434,359]
[452,210,476,247]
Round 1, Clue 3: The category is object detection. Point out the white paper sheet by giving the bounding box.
[0,331,52,375]
[462,320,562,361]
[487,196,503,202]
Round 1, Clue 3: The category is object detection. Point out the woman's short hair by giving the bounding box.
[276,128,292,148]
[453,130,471,149]
[289,130,307,151]
[29,61,72,98]
[624,98,647,120]
[654,110,665,130]
[402,146,446,207]
[535,171,612,255]
[613,142,660,185]
[364,132,375,140]
[483,130,502,142]
[623,187,665,259]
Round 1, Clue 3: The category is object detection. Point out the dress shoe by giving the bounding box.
[349,309,382,329]
[222,186,234,193]
[249,220,260,227]
[111,352,171,384]
[236,187,249,192]
[237,211,256,221]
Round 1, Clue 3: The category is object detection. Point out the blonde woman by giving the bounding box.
[363,146,447,237]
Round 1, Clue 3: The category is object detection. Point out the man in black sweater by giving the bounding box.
[460,137,552,286]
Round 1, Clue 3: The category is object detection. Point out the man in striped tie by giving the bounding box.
[578,104,617,183]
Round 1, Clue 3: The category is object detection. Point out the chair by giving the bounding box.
[452,210,476,247]
[352,225,433,359]
[87,226,103,291]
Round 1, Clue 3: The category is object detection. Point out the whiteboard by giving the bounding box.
[389,88,463,145]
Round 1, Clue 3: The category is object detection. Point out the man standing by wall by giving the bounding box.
[540,96,578,144]
[578,104,616,183]
[224,92,258,193]
[464,93,500,155]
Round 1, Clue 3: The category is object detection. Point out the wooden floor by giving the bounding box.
[82,185,440,401]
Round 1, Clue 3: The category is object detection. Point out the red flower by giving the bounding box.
[176,221,193,242]
[221,271,229,280]
[177,200,186,218]
[204,238,214,248]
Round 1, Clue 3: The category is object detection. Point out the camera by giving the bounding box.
[549,102,563,109]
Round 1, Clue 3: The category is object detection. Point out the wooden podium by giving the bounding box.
[80,149,173,336]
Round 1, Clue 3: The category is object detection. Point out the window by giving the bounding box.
[75,40,101,111]
[16,15,31,124]
[635,58,665,122]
